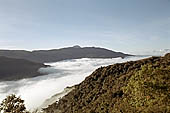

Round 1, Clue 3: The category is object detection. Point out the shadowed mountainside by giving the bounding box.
[0,46,131,63]
[0,56,46,81]
[43,53,170,113]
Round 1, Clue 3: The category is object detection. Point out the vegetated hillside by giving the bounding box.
[0,46,131,63]
[43,53,170,113]
[0,56,46,81]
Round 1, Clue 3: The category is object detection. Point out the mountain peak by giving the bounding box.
[72,45,81,48]
[0,46,131,63]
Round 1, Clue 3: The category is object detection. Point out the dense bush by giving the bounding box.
[43,54,170,113]
[120,65,170,112]
[0,94,29,113]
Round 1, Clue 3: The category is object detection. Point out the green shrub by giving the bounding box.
[0,94,30,113]
[122,64,170,112]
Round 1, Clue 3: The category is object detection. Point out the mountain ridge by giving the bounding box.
[43,53,170,113]
[0,46,132,63]
[0,56,47,81]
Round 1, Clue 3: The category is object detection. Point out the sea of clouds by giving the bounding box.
[0,56,150,111]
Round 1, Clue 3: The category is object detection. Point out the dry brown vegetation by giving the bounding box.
[43,53,170,113]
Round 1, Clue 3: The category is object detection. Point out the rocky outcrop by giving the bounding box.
[0,56,47,81]
[43,53,170,113]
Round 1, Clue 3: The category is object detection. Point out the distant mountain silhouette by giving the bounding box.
[0,46,131,63]
[0,56,46,81]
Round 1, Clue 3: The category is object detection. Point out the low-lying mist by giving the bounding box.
[0,56,149,111]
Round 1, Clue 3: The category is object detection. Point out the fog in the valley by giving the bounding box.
[0,56,149,110]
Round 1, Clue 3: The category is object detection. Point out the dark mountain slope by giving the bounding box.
[0,56,46,81]
[43,53,170,113]
[0,46,131,63]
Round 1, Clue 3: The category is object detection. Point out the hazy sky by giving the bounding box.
[0,0,170,54]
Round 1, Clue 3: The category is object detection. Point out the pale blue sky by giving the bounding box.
[0,0,170,54]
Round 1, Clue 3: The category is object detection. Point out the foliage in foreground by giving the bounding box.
[0,94,30,113]
[119,65,170,112]
[43,53,170,113]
